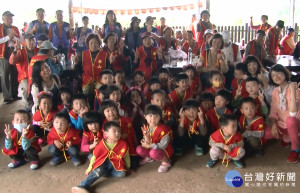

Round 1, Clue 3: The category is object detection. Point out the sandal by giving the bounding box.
[158,162,171,173]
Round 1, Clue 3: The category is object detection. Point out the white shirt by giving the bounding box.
[222,42,242,66]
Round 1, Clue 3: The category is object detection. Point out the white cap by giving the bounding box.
[221,30,231,44]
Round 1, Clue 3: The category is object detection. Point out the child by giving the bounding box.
[94,84,108,111]
[57,87,72,113]
[158,67,172,94]
[71,121,130,193]
[239,97,265,156]
[206,114,245,168]
[199,92,214,114]
[81,111,103,159]
[205,70,225,95]
[136,104,173,173]
[47,112,82,166]
[2,110,41,170]
[184,65,202,101]
[168,73,192,110]
[100,69,114,85]
[231,62,248,98]
[131,71,146,91]
[205,89,232,132]
[69,94,89,131]
[114,70,128,97]
[99,100,138,169]
[105,85,127,116]
[177,99,208,156]
[32,92,57,144]
[144,76,161,103]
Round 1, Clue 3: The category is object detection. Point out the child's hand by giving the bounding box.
[54,140,64,150]
[289,82,299,96]
[157,46,164,60]
[132,49,139,63]
[21,124,30,138]
[141,139,151,149]
[271,124,279,139]
[179,108,185,119]
[258,90,265,104]
[79,106,89,117]
[46,122,52,131]
[235,85,242,98]
[223,144,231,152]
[4,124,11,139]
[66,141,72,148]
[197,107,204,121]
[85,170,90,176]
[167,77,173,90]
[242,75,248,80]
[39,121,47,128]
[109,52,115,64]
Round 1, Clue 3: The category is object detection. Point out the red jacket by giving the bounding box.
[168,88,193,108]
[183,116,201,137]
[47,127,81,146]
[0,24,20,58]
[231,78,248,98]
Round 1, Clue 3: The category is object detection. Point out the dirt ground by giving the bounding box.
[0,97,300,193]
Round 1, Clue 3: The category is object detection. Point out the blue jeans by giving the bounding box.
[80,159,126,189]
[48,145,80,161]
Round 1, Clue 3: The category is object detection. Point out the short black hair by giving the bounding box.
[245,76,260,85]
[38,93,53,105]
[98,100,119,117]
[287,28,295,34]
[261,15,268,20]
[105,85,121,99]
[15,109,31,121]
[145,104,162,118]
[200,10,210,18]
[219,114,237,128]
[158,68,170,75]
[269,64,291,86]
[215,89,231,102]
[98,84,108,96]
[209,70,223,79]
[59,87,72,96]
[72,93,88,104]
[103,121,121,132]
[103,32,118,45]
[82,16,89,20]
[82,111,101,131]
[200,92,215,103]
[36,8,45,13]
[53,111,70,123]
[175,73,189,83]
[240,97,256,108]
[114,70,124,76]
[182,99,199,111]
[100,69,114,78]
[148,76,161,87]
[133,70,145,78]
[183,65,197,75]
[151,89,166,100]
[235,62,245,73]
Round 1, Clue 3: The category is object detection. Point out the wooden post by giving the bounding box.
[234,26,237,43]
[238,26,241,43]
[295,23,298,42]
[68,0,74,28]
[245,23,248,44]
[206,0,210,12]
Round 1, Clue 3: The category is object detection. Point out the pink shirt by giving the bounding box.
[80,135,91,153]
[269,87,300,129]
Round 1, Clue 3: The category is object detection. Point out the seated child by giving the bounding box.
[206,114,245,168]
[105,85,127,116]
[71,121,130,193]
[81,112,103,160]
[168,73,192,110]
[131,71,146,91]
[231,62,248,98]
[114,70,128,97]
[94,84,108,111]
[177,99,208,156]
[69,94,89,131]
[205,70,225,95]
[136,104,173,173]
[57,87,72,113]
[3,110,41,170]
[99,100,138,169]
[47,112,82,166]
[205,89,232,132]
[32,92,57,144]
[158,68,172,94]
[199,92,214,114]
[144,76,161,103]
[184,65,202,101]
[239,97,266,156]
[100,69,114,86]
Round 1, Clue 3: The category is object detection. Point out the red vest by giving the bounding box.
[168,88,193,108]
[2,128,41,155]
[244,40,264,62]
[28,54,49,93]
[33,110,56,123]
[279,35,294,55]
[69,109,79,120]
[239,115,266,144]
[231,78,248,98]
[0,24,20,58]
[47,127,81,147]
[103,46,127,71]
[163,105,173,123]
[142,124,173,158]
[158,38,177,52]
[135,46,158,81]
[267,27,280,55]
[260,23,271,32]
[210,129,243,158]
[189,76,201,96]
[83,130,103,144]
[205,107,232,132]
[232,43,239,61]
[92,139,129,172]
[182,41,199,55]
[196,21,212,47]
[81,50,107,87]
[205,84,224,96]
[183,116,201,137]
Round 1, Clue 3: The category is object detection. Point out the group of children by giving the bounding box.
[1,60,297,193]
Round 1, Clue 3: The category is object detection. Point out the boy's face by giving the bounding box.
[210,74,223,88]
[39,98,52,113]
[215,95,228,109]
[114,73,124,84]
[241,102,256,119]
[222,120,237,136]
[184,107,198,122]
[87,122,100,133]
[145,114,161,127]
[73,99,87,112]
[150,83,161,91]
[176,79,189,90]
[104,126,121,142]
[185,70,195,79]
[109,91,121,103]
[53,117,68,134]
[201,101,214,112]
[234,69,244,80]
[245,81,259,95]
[151,93,166,110]
[12,113,30,125]
[103,107,118,121]
[133,74,144,86]
[61,93,71,104]
[101,74,113,85]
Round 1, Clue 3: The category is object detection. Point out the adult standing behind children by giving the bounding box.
[74,16,93,56]
[100,10,123,40]
[250,15,271,32]
[196,10,213,48]
[265,20,284,58]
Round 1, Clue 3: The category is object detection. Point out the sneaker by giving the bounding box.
[280,140,290,148]
[174,148,183,156]
[50,156,64,166]
[195,145,204,156]
[206,159,218,168]
[71,186,89,193]
[158,162,171,173]
[30,161,39,170]
[72,157,81,166]
[139,157,154,165]
[232,160,244,168]
[7,160,26,169]
[287,150,299,164]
